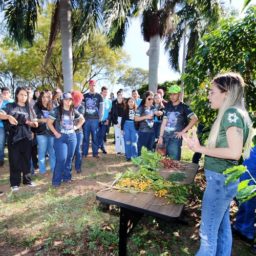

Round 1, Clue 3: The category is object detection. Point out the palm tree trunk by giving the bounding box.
[148,34,160,93]
[59,0,73,92]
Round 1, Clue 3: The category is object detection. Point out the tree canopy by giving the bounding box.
[183,6,256,128]
[0,6,129,93]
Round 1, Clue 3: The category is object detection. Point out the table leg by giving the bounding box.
[119,207,143,256]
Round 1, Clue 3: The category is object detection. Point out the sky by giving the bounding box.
[122,0,254,86]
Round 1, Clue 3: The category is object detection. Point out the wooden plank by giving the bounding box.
[97,189,183,218]
[160,162,198,184]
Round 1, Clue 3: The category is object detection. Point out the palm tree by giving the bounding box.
[104,0,221,93]
[104,0,177,92]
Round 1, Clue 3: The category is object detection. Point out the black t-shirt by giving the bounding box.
[83,93,103,119]
[49,107,81,134]
[34,103,51,135]
[3,102,36,143]
[135,106,155,133]
[163,102,194,134]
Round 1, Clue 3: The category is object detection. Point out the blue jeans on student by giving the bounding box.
[196,169,238,256]
[74,131,83,172]
[98,122,108,151]
[52,133,77,186]
[123,121,138,159]
[137,131,155,156]
[82,119,99,157]
[164,135,182,160]
[37,135,56,174]
[0,127,5,161]
[153,121,161,140]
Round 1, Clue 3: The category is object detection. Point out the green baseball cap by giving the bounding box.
[168,85,181,94]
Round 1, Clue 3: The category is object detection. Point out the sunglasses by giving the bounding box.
[147,98,153,101]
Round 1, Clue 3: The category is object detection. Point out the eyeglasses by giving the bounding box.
[147,98,153,101]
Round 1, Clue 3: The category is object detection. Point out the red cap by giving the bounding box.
[89,80,96,86]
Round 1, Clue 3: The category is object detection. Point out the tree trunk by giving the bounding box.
[59,0,73,92]
[148,34,160,93]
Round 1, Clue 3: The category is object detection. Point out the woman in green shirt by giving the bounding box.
[183,72,252,256]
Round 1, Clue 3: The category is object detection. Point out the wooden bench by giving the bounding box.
[96,162,198,256]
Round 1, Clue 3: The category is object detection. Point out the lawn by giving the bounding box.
[0,137,254,256]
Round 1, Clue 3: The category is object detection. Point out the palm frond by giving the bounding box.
[243,0,252,10]
[72,0,102,46]
[4,0,41,46]
[186,24,199,61]
[107,18,129,47]
[166,19,185,71]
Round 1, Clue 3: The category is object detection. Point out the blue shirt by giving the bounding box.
[102,98,112,121]
[0,99,14,128]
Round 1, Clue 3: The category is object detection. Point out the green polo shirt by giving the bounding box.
[204,107,249,173]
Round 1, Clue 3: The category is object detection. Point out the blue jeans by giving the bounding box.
[0,127,5,161]
[164,135,182,160]
[137,131,155,156]
[153,121,161,140]
[98,122,108,151]
[82,119,99,157]
[37,135,56,173]
[52,133,77,186]
[196,169,238,256]
[74,131,83,172]
[123,121,138,159]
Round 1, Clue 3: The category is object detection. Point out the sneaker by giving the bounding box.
[26,182,36,187]
[93,155,100,158]
[101,148,107,154]
[0,191,4,196]
[11,186,19,192]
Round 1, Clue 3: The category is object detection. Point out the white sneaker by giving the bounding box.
[27,182,36,187]
[11,186,19,192]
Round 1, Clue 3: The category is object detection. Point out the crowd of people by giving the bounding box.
[0,81,198,190]
[0,72,255,255]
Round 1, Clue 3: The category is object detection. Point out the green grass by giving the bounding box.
[0,140,254,255]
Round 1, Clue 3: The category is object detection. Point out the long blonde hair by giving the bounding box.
[207,72,253,158]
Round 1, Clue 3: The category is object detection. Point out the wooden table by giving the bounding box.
[96,162,198,256]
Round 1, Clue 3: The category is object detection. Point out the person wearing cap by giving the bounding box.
[158,84,198,160]
[82,80,104,158]
[47,92,85,187]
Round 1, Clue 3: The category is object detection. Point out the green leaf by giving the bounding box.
[225,169,246,185]
[238,179,251,192]
[223,165,247,175]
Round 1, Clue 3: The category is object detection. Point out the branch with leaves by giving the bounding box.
[224,165,256,203]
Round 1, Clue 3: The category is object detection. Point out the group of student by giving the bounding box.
[0,81,198,190]
[0,72,255,255]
